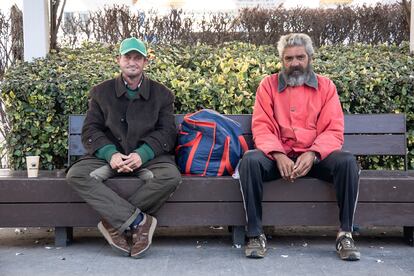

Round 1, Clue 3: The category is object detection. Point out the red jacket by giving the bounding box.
[252,72,344,160]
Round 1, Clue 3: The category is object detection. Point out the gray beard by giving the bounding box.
[286,73,308,87]
[283,64,313,87]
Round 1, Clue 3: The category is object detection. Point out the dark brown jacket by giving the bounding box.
[81,74,176,165]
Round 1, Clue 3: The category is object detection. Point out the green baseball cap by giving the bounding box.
[119,37,147,57]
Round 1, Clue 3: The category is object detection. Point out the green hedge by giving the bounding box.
[1,42,413,170]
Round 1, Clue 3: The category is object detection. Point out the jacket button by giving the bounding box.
[87,138,92,143]
[163,143,167,148]
[120,118,125,123]
[117,137,122,142]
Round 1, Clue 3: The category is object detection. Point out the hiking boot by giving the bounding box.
[336,233,361,261]
[97,220,130,256]
[130,213,157,258]
[245,234,267,258]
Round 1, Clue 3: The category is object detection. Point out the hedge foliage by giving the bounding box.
[1,42,413,170]
[0,3,409,82]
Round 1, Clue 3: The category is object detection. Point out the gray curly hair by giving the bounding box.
[277,33,314,59]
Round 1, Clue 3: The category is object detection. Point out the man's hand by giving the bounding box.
[272,152,295,182]
[109,152,132,173]
[110,152,143,173]
[292,151,316,180]
[118,152,143,173]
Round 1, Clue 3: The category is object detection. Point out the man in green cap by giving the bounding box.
[66,37,181,258]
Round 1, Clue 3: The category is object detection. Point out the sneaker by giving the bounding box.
[336,233,361,261]
[97,220,130,256]
[130,213,157,258]
[245,234,267,258]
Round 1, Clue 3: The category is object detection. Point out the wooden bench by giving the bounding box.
[0,114,413,247]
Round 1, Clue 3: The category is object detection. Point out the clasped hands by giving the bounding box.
[272,151,316,182]
[110,152,142,173]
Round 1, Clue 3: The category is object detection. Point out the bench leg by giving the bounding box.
[230,226,245,248]
[403,226,413,246]
[55,227,73,247]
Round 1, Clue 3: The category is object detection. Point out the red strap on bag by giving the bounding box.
[184,132,202,175]
[217,136,234,176]
[239,135,249,153]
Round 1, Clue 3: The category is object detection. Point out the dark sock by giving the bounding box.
[130,213,144,228]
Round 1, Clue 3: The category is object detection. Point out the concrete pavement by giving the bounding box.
[0,227,413,276]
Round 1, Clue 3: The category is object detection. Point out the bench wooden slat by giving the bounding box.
[1,173,413,203]
[242,134,407,156]
[1,202,413,227]
[175,114,406,134]
[68,115,85,134]
[342,135,406,155]
[69,114,407,157]
[70,134,407,157]
[0,203,100,227]
[68,135,84,156]
[344,114,406,134]
[159,202,414,226]
[71,113,406,135]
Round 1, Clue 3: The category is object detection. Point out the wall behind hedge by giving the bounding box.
[1,42,413,170]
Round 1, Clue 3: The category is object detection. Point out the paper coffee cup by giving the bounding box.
[26,156,40,178]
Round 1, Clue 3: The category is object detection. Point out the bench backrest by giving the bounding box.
[68,114,407,170]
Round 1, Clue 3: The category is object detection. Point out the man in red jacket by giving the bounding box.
[239,33,360,261]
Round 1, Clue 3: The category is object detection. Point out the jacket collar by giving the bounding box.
[115,74,150,100]
[277,71,318,93]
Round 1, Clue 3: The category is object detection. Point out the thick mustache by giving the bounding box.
[288,66,304,73]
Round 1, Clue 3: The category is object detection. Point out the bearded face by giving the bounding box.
[281,46,312,87]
